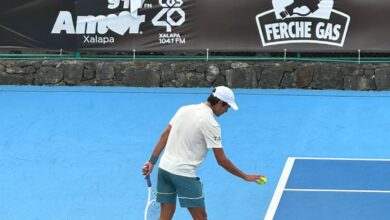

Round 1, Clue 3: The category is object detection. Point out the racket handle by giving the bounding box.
[143,165,152,187]
[146,175,152,187]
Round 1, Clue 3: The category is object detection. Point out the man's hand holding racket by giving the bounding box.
[142,163,160,220]
[142,161,154,177]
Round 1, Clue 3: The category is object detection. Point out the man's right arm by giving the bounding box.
[142,124,172,176]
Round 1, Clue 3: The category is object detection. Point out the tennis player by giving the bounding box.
[142,86,263,220]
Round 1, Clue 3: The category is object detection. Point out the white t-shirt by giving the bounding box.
[159,103,223,177]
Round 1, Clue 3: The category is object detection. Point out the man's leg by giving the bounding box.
[174,175,206,220]
[160,203,176,220]
[156,169,177,220]
[188,207,207,220]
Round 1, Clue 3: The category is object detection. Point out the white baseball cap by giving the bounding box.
[213,86,238,111]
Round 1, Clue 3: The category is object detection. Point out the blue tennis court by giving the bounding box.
[1,86,390,219]
[267,158,390,220]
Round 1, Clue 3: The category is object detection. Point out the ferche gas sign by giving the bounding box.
[256,0,350,47]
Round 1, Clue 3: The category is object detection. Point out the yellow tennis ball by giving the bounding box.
[257,176,267,185]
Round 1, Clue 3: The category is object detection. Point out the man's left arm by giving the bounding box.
[212,148,263,182]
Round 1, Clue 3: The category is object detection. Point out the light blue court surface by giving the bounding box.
[1,86,390,220]
[267,158,390,220]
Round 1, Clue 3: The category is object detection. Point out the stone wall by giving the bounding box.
[1,60,390,90]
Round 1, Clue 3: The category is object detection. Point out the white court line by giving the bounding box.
[291,157,390,162]
[264,157,295,220]
[285,188,390,194]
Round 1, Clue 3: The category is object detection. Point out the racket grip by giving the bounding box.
[146,175,152,187]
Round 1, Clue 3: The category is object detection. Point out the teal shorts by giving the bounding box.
[156,168,205,208]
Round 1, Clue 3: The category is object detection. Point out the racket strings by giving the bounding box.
[146,201,160,220]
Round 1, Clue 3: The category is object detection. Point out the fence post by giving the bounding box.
[358,49,361,64]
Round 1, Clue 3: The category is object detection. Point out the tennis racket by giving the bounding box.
[144,175,160,220]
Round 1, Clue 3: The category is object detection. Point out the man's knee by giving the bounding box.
[188,207,207,220]
[160,203,176,220]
